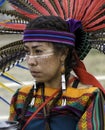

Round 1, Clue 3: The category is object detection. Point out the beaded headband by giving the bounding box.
[23,30,75,47]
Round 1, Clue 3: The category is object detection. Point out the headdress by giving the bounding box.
[0,0,105,73]
[0,0,105,92]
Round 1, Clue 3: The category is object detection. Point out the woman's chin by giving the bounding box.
[32,77,45,83]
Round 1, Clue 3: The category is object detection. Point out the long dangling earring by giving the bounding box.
[61,63,66,91]
[30,80,37,107]
[33,79,37,90]
[61,63,67,106]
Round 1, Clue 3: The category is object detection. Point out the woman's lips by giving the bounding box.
[30,71,41,77]
[31,71,40,73]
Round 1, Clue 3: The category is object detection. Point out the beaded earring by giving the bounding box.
[61,63,66,91]
[61,63,67,106]
[30,80,37,107]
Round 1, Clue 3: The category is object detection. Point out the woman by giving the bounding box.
[9,16,105,130]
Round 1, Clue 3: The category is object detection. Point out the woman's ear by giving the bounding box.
[60,48,69,63]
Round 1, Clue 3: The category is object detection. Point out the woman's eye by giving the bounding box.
[35,50,43,55]
[25,49,30,55]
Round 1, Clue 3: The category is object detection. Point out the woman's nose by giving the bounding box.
[27,55,38,66]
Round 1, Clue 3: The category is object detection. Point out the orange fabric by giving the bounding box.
[63,87,98,98]
[19,77,76,95]
[20,85,98,98]
[19,85,32,93]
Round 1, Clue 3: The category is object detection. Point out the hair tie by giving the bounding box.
[66,19,82,33]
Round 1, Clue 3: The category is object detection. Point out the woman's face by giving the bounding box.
[24,42,67,86]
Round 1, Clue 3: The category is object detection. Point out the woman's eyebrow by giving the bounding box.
[24,45,28,49]
[24,45,42,49]
[31,45,42,49]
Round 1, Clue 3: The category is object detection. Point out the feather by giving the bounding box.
[74,0,92,20]
[53,0,64,18]
[0,0,104,72]
[60,0,69,19]
[72,0,80,18]
[48,0,64,18]
[44,0,58,16]
[69,0,105,32]
[0,28,22,34]
[0,40,25,73]
[28,0,50,15]
[8,0,33,13]
[69,0,75,18]
[85,17,105,31]
[84,8,105,26]
[0,9,30,21]
[8,0,41,19]
[0,22,26,30]
[12,5,39,19]
[89,29,105,53]
[82,0,105,23]
[85,24,105,32]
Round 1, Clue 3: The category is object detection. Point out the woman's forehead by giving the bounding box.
[24,42,53,48]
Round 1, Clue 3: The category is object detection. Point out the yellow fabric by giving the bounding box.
[19,85,98,98]
[63,87,98,98]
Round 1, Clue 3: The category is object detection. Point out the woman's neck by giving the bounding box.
[44,76,62,88]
